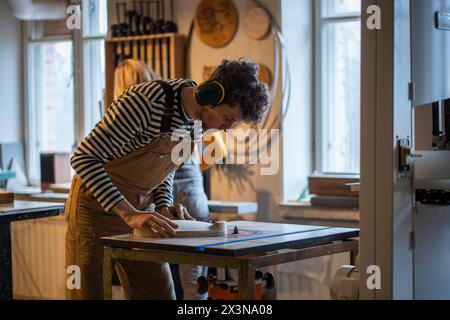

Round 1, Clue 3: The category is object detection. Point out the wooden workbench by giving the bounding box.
[102,221,359,300]
[0,201,65,300]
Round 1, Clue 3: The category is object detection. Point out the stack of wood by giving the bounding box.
[0,191,14,204]
[308,175,359,208]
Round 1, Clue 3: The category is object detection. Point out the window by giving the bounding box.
[315,0,361,175]
[26,0,107,183]
[27,39,75,183]
[82,0,107,135]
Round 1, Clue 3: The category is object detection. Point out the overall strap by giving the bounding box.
[156,80,175,134]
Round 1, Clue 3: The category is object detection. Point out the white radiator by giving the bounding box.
[275,253,350,300]
[11,215,66,300]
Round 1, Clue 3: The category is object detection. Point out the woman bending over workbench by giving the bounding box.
[65,58,270,300]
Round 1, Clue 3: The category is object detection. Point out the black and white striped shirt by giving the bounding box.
[71,79,197,212]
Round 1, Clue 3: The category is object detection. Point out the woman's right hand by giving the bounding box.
[124,211,178,238]
[111,199,178,238]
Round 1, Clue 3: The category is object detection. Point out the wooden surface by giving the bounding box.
[0,191,14,204]
[309,175,360,197]
[194,0,239,48]
[208,201,257,214]
[0,201,64,223]
[102,221,359,256]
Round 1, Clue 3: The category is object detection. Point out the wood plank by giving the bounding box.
[0,191,14,204]
[309,175,360,197]
[208,201,257,214]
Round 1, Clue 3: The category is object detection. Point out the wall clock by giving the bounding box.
[194,0,239,48]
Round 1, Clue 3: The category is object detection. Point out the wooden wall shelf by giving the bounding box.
[105,33,186,109]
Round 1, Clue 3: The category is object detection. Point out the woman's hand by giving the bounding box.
[160,204,196,221]
[111,199,178,238]
[126,211,179,238]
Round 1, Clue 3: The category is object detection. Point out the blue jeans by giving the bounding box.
[172,164,209,300]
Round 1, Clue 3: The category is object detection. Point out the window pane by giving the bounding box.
[321,20,361,174]
[82,0,108,37]
[37,41,75,152]
[322,0,361,17]
[83,39,105,134]
[29,41,75,180]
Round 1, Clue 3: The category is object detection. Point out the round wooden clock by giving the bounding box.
[244,6,271,40]
[194,0,239,48]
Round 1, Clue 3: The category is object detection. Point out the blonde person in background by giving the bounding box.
[113,59,156,100]
[113,59,222,300]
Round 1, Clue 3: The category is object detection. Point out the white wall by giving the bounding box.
[0,0,23,144]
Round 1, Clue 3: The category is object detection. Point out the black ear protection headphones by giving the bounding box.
[195,81,226,107]
[195,73,259,107]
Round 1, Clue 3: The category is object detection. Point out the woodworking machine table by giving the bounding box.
[102,221,359,300]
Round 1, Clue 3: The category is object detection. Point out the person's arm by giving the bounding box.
[111,198,178,237]
[71,91,151,211]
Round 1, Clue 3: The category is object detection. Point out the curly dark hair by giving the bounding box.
[207,58,270,124]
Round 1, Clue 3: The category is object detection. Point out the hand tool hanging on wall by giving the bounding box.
[111,2,126,65]
[118,2,129,61]
[135,1,145,60]
[156,0,165,78]
[110,4,121,67]
[126,1,139,59]
[150,1,160,72]
[162,0,178,78]
[142,1,153,65]
[163,0,177,33]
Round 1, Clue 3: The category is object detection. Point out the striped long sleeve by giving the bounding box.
[70,79,196,212]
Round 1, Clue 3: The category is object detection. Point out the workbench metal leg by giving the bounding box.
[0,223,13,300]
[103,247,114,300]
[239,262,255,300]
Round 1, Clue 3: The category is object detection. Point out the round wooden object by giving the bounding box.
[194,0,239,48]
[244,6,271,40]
[134,220,228,238]
[258,63,273,88]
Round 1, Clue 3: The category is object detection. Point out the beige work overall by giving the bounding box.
[65,81,191,300]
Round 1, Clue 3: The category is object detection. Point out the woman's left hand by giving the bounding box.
[160,204,196,221]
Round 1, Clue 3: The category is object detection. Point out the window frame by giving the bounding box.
[314,0,362,176]
[24,1,107,185]
[24,25,74,184]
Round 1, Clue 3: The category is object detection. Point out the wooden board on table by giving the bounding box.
[102,221,359,257]
[0,191,14,204]
[309,175,360,197]
[208,201,258,214]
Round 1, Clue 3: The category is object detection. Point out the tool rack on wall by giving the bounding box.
[104,0,185,108]
[105,33,186,107]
